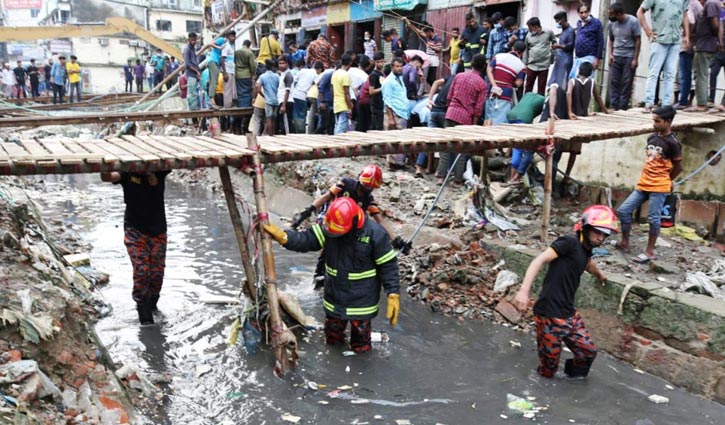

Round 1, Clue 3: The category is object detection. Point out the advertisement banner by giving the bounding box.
[427,0,470,10]
[48,40,73,55]
[374,0,426,12]
[301,7,327,28]
[2,0,42,9]
[327,2,350,25]
[351,0,382,21]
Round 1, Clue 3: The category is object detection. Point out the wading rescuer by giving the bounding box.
[264,197,400,353]
[101,170,170,325]
[291,164,410,286]
[513,205,619,378]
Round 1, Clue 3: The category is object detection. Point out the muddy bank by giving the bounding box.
[0,178,138,424]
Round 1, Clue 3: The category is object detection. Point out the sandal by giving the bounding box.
[632,253,656,264]
[414,172,424,179]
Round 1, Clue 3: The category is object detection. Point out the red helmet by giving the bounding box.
[322,197,365,237]
[574,205,620,235]
[358,164,383,190]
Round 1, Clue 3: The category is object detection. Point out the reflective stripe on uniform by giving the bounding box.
[323,299,335,312]
[375,249,397,265]
[325,264,338,276]
[323,300,379,316]
[347,305,379,316]
[468,43,480,49]
[312,223,325,248]
[348,269,376,280]
[463,62,472,67]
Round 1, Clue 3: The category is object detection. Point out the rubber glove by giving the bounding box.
[386,293,400,326]
[263,223,288,245]
[392,236,412,255]
[291,204,316,229]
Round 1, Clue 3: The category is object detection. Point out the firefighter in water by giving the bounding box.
[265,197,400,353]
[513,205,619,378]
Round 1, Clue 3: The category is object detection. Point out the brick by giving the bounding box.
[8,350,21,362]
[679,200,718,229]
[98,395,129,424]
[495,299,522,324]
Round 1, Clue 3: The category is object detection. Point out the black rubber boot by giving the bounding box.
[564,358,590,378]
[136,301,154,325]
[312,254,326,290]
[148,294,160,312]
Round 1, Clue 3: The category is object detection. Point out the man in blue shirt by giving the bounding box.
[382,58,410,168]
[50,56,67,104]
[183,32,201,112]
[548,11,576,89]
[123,59,134,92]
[486,12,507,62]
[570,4,604,80]
[150,49,166,94]
[255,59,280,135]
[315,67,335,135]
[205,35,227,108]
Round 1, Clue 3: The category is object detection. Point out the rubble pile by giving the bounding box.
[0,181,135,424]
[401,239,531,329]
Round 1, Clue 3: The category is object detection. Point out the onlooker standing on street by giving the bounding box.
[616,105,682,263]
[707,0,725,105]
[607,3,642,110]
[677,0,701,109]
[150,49,165,94]
[383,58,411,168]
[51,56,67,104]
[3,63,16,98]
[316,66,335,135]
[638,0,690,109]
[443,27,462,75]
[292,58,317,133]
[145,60,154,92]
[549,11,576,89]
[369,52,386,131]
[123,59,134,93]
[504,16,528,53]
[276,56,295,134]
[183,32,202,111]
[486,41,526,124]
[383,29,407,58]
[331,54,353,135]
[486,12,507,63]
[524,17,556,95]
[407,19,442,86]
[444,54,488,183]
[685,0,722,111]
[256,29,282,70]
[66,56,82,103]
[27,59,39,98]
[255,59,280,135]
[44,59,53,96]
[206,35,226,107]
[307,33,335,69]
[235,39,256,108]
[222,31,237,109]
[363,31,377,60]
[571,4,604,80]
[133,59,144,93]
[13,61,27,99]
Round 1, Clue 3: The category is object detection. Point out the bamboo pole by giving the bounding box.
[541,121,555,241]
[218,166,258,301]
[246,132,297,376]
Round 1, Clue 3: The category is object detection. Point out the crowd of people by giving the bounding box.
[1,55,83,104]
[122,52,181,94]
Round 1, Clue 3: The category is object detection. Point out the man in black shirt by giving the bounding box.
[514,205,619,378]
[101,170,171,325]
[44,59,53,96]
[368,52,386,131]
[13,61,27,99]
[27,59,40,98]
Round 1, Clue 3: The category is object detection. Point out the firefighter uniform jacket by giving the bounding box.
[284,218,399,320]
[328,177,381,215]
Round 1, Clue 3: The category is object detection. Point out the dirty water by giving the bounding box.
[27,174,724,425]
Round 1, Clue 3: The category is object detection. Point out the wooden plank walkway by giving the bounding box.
[0,109,721,176]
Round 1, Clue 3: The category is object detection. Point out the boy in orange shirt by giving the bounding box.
[616,105,682,263]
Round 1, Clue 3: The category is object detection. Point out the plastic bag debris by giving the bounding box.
[494,270,519,293]
[680,272,725,300]
[658,225,704,242]
[484,207,520,231]
[395,420,412,425]
[371,331,389,343]
[281,413,301,423]
[509,340,521,349]
[647,394,669,404]
[507,393,538,417]
[342,351,356,357]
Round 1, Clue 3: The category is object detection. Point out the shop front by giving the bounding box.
[375,0,428,57]
[300,6,328,46]
[351,0,383,58]
[327,2,351,59]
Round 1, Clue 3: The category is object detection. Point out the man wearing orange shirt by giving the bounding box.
[616,105,682,263]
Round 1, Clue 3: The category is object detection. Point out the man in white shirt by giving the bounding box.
[291,58,317,133]
[2,63,16,98]
[276,56,295,134]
[222,31,237,108]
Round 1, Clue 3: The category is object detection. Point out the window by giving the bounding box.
[193,0,201,6]
[156,20,172,32]
[186,20,202,34]
[30,9,40,18]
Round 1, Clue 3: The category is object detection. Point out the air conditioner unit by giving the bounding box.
[129,40,139,46]
[98,38,109,46]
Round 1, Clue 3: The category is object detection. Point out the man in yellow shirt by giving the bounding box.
[256,29,282,74]
[443,27,462,75]
[331,53,353,135]
[66,55,82,103]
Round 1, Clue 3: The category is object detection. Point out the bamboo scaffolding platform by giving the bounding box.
[0,107,253,127]
[0,109,721,176]
[0,94,156,115]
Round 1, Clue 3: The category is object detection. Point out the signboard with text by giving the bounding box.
[374,0,426,11]
[2,0,42,9]
[427,0,470,10]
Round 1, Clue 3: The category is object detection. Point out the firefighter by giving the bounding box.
[264,197,400,353]
[513,205,619,378]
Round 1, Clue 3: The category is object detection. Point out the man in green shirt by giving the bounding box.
[234,39,256,133]
[524,17,556,95]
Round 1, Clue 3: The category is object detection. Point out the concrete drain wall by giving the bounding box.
[488,241,725,403]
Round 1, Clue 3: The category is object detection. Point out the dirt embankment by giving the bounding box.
[0,179,137,424]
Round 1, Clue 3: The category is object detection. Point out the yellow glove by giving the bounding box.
[386,294,400,327]
[263,223,288,245]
